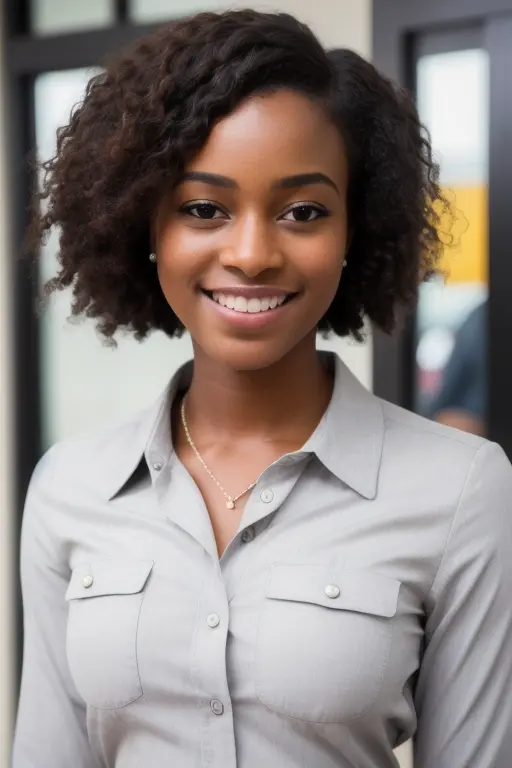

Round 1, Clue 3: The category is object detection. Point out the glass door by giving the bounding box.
[412,29,489,437]
[33,68,193,448]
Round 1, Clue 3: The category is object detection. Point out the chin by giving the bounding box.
[200,337,297,372]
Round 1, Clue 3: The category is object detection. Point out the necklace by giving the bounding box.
[180,396,258,510]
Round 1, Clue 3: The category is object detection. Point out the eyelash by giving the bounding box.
[179,201,329,223]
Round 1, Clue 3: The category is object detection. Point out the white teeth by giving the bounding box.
[210,293,289,313]
[247,298,261,314]
[234,297,248,312]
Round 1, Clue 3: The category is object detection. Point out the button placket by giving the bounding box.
[260,488,274,504]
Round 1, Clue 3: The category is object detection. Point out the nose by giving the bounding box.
[219,213,284,277]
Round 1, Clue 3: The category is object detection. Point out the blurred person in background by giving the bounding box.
[12,10,512,768]
[430,300,487,435]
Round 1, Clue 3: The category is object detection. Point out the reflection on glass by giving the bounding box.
[129,0,225,23]
[415,48,489,436]
[34,69,193,449]
[31,0,114,35]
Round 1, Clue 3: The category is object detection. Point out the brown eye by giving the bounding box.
[281,204,328,223]
[181,202,226,220]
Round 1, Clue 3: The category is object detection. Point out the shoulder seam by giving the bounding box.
[382,407,484,449]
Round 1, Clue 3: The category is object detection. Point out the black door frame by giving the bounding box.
[373,0,512,458]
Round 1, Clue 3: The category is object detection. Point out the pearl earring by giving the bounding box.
[343,260,348,267]
[149,253,157,263]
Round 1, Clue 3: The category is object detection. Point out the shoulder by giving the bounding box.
[380,397,484,452]
[27,396,162,505]
[379,400,488,452]
[378,396,510,506]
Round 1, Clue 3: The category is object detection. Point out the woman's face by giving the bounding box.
[154,89,349,371]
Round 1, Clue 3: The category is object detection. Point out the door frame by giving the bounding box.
[372,0,512,458]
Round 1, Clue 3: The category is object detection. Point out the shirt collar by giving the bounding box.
[301,354,384,499]
[104,353,384,501]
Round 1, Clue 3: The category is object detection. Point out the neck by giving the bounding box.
[184,336,333,445]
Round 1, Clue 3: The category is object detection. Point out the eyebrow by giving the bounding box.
[178,171,237,188]
[178,171,339,193]
[273,173,339,194]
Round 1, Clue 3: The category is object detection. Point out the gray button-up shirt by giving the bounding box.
[13,354,512,767]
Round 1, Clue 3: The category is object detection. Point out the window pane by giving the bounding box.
[31,0,115,36]
[129,0,226,23]
[414,47,489,436]
[34,69,192,447]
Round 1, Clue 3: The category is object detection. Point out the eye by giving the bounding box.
[180,202,227,220]
[280,203,328,223]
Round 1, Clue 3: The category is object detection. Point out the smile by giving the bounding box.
[211,292,288,314]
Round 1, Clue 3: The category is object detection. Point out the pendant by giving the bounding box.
[226,500,235,510]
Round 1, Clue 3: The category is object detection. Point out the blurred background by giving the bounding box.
[2,1,512,765]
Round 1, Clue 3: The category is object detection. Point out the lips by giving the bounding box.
[211,292,287,314]
[201,285,297,315]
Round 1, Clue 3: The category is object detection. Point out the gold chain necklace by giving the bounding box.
[180,396,258,510]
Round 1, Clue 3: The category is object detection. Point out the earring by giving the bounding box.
[149,252,157,263]
[342,260,348,267]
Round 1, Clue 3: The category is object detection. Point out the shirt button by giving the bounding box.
[82,576,94,589]
[325,584,340,599]
[152,461,163,471]
[241,526,256,543]
[260,488,274,504]
[206,613,220,628]
[210,699,224,716]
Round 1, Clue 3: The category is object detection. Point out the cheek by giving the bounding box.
[155,226,210,296]
[294,231,346,290]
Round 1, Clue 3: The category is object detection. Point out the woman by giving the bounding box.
[13,10,512,768]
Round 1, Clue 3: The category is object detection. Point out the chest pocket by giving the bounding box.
[65,560,154,710]
[255,563,400,723]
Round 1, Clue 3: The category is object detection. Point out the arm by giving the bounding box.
[414,441,512,767]
[12,447,99,768]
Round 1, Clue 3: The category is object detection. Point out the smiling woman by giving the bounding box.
[152,89,350,370]
[14,9,512,768]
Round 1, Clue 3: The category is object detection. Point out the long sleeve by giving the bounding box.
[12,447,99,768]
[414,441,512,767]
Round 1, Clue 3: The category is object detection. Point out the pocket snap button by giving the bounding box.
[324,584,340,599]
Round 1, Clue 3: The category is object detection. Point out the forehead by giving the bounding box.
[186,89,348,186]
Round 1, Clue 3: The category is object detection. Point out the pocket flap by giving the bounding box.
[66,560,154,601]
[266,563,400,618]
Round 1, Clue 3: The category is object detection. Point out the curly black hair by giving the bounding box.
[28,9,451,343]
